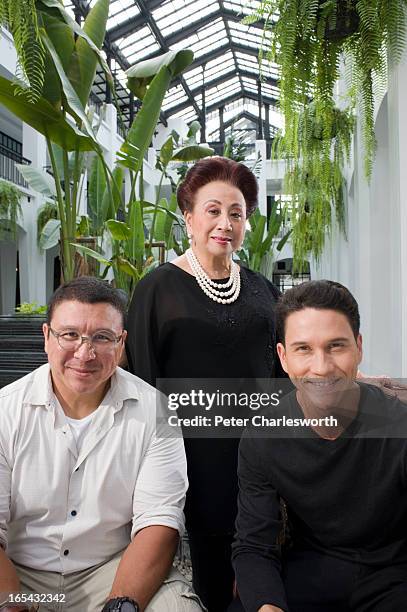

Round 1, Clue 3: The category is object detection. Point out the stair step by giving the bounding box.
[0,316,45,336]
[1,337,46,350]
[0,316,47,389]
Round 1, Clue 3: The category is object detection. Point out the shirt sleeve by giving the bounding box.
[131,428,187,538]
[0,436,11,551]
[232,430,288,612]
[126,274,161,387]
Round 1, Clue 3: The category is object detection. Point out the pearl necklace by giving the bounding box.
[186,248,241,304]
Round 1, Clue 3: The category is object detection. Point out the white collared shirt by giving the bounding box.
[0,364,187,573]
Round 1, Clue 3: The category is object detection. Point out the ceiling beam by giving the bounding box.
[214,110,260,132]
[208,109,279,136]
[135,0,202,119]
[185,41,264,74]
[108,8,264,44]
[217,0,244,102]
[206,90,278,115]
[169,69,278,97]
[166,88,278,117]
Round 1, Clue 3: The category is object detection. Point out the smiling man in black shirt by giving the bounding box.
[232,280,407,612]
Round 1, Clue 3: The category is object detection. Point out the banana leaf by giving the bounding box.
[39,218,60,250]
[247,213,266,253]
[38,0,113,91]
[0,77,93,151]
[71,243,111,266]
[67,0,110,107]
[105,219,132,241]
[41,33,97,144]
[127,201,145,268]
[115,257,139,280]
[16,165,56,197]
[163,192,178,247]
[277,229,292,251]
[88,156,107,231]
[122,67,173,172]
[122,50,194,172]
[126,49,194,99]
[152,198,169,243]
[159,136,174,167]
[101,166,124,219]
[171,144,214,161]
[37,12,74,108]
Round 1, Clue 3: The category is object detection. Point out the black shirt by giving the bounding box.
[233,383,407,612]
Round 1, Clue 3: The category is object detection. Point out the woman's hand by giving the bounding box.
[357,371,407,402]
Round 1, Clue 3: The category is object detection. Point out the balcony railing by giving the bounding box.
[0,144,31,188]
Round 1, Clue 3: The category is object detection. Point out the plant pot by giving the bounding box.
[319,0,359,42]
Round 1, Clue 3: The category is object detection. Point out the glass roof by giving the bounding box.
[67,0,281,142]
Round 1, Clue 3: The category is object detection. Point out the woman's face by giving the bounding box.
[184,180,247,259]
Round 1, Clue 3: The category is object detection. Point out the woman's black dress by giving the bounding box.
[126,262,282,612]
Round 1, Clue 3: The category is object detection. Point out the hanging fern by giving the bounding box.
[0,0,45,102]
[247,0,407,264]
[275,100,354,269]
[0,179,22,241]
[254,0,407,174]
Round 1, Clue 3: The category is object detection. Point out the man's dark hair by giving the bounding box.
[47,276,128,327]
[275,280,360,344]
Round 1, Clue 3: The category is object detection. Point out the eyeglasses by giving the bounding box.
[49,327,123,354]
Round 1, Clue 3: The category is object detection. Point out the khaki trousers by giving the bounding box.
[15,552,205,612]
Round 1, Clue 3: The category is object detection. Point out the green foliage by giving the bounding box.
[223,134,247,162]
[250,0,407,264]
[82,64,210,298]
[37,200,58,246]
[15,301,47,315]
[1,0,112,281]
[256,0,407,173]
[0,180,22,241]
[0,0,46,102]
[237,205,291,279]
[276,100,354,268]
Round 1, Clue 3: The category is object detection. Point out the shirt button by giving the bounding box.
[63,549,69,556]
[75,467,79,472]
[71,510,77,517]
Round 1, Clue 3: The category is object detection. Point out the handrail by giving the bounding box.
[0,145,31,187]
[0,143,30,165]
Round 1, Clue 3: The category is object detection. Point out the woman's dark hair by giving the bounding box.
[47,276,128,327]
[276,280,360,344]
[177,156,258,217]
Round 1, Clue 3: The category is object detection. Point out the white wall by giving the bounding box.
[311,49,407,376]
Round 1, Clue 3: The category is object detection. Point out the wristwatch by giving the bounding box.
[101,597,140,612]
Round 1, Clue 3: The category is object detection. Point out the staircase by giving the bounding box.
[0,316,47,389]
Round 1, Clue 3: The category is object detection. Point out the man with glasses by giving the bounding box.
[0,277,202,612]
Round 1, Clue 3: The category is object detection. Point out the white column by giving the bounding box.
[19,124,48,306]
[255,139,267,216]
[350,117,372,373]
[387,45,407,376]
[103,104,118,169]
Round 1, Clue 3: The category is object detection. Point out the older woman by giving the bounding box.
[126,157,283,612]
